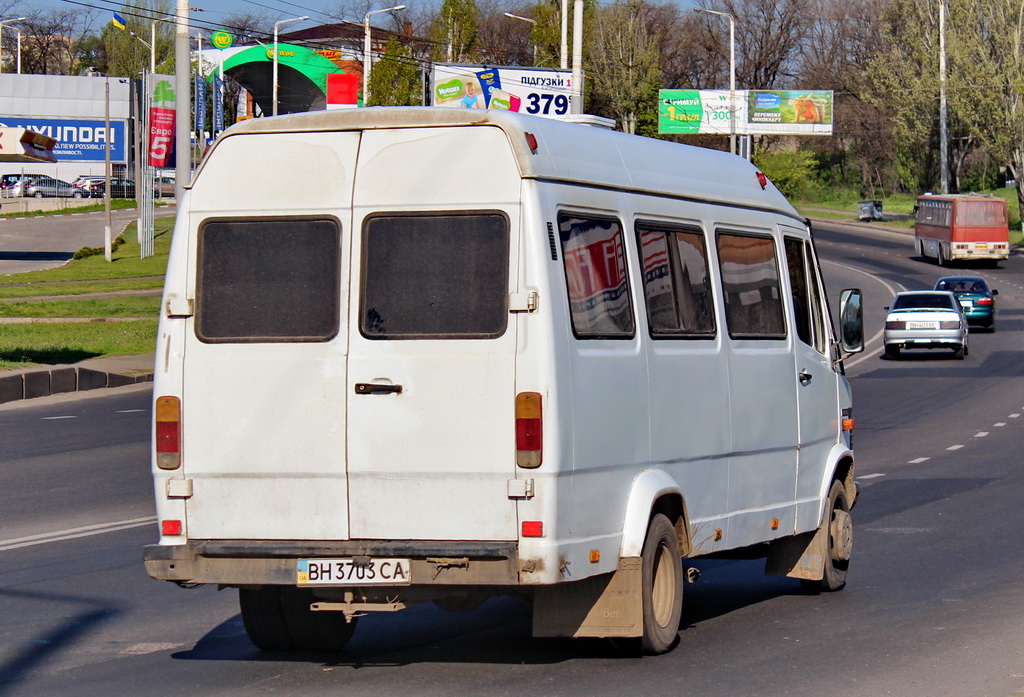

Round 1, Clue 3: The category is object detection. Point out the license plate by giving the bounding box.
[907,321,938,329]
[976,243,988,249]
[959,300,972,308]
[297,558,412,586]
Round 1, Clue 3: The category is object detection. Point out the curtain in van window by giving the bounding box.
[196,217,341,342]
[558,215,635,338]
[716,232,785,339]
[360,213,509,339]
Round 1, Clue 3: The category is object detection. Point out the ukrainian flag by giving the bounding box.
[112,12,126,30]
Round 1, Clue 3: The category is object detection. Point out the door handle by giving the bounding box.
[355,383,403,395]
[798,370,813,384]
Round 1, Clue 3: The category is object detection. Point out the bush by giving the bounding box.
[753,150,816,200]
[73,235,126,260]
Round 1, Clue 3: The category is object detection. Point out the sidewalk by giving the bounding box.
[0,353,154,404]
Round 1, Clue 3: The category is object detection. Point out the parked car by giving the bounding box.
[72,175,106,193]
[1,174,39,196]
[884,290,969,360]
[86,177,136,198]
[934,276,998,331]
[153,176,176,198]
[14,175,85,198]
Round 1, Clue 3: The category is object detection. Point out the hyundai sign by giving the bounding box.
[0,117,127,163]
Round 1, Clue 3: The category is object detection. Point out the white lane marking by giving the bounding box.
[975,432,989,438]
[857,473,886,480]
[821,260,904,370]
[116,409,148,414]
[42,416,77,420]
[1010,414,1020,418]
[0,516,156,552]
[947,444,964,450]
[994,422,1006,427]
[909,457,930,464]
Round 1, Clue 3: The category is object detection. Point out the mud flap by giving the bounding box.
[532,558,642,638]
[765,528,825,580]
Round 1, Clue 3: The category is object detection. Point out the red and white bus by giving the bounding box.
[914,194,1009,265]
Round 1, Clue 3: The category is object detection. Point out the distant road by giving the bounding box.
[0,206,177,275]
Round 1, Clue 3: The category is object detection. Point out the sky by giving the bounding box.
[19,0,698,37]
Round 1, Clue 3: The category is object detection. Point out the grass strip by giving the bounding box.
[0,320,158,369]
[0,297,162,318]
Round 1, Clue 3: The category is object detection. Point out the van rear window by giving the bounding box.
[559,214,635,339]
[360,213,509,339]
[196,217,341,343]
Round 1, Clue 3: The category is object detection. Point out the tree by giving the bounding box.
[15,8,93,75]
[367,36,423,105]
[102,1,175,77]
[430,0,479,63]
[587,0,662,134]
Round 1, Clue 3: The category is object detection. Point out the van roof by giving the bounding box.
[207,107,801,220]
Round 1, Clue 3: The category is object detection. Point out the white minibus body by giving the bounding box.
[145,107,864,654]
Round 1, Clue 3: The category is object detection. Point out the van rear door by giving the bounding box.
[344,126,521,542]
[179,131,359,541]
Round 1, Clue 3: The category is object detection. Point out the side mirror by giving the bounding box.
[839,289,865,355]
[992,289,999,296]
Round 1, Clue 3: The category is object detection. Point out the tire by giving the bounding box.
[280,587,358,652]
[884,345,900,360]
[804,480,852,592]
[953,344,965,360]
[33,191,43,198]
[640,513,683,654]
[72,191,83,199]
[239,586,297,651]
[937,245,947,267]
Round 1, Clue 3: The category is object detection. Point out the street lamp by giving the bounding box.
[273,15,308,116]
[0,17,26,75]
[504,13,537,65]
[695,7,736,155]
[363,5,405,105]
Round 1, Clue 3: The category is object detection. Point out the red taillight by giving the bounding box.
[155,396,181,470]
[515,392,542,468]
[525,132,539,153]
[976,297,993,306]
[756,172,768,189]
[885,321,906,330]
[161,519,183,536]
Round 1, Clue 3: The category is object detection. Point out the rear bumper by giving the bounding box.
[144,539,520,586]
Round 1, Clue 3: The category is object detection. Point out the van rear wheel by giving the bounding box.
[239,586,296,651]
[641,513,683,654]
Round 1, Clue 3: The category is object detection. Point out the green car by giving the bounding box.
[934,276,998,331]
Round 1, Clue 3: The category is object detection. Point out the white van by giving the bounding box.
[144,107,865,654]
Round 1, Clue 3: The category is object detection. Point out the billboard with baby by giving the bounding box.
[432,65,574,118]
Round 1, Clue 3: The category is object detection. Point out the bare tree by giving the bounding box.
[16,8,94,75]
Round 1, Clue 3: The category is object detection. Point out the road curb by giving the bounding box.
[0,364,153,404]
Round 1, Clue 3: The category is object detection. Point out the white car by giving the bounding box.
[884,290,969,360]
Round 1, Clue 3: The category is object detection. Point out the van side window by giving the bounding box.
[196,217,340,343]
[716,231,786,339]
[360,213,509,339]
[558,214,635,339]
[636,223,715,338]
[784,237,812,346]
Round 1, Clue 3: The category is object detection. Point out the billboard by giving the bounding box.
[431,65,574,118]
[0,116,127,162]
[658,89,833,136]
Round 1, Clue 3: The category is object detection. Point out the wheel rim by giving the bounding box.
[651,540,677,627]
[830,509,853,562]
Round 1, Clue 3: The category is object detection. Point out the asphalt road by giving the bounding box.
[0,221,1022,696]
[0,206,177,275]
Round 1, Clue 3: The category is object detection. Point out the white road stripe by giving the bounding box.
[994,422,1006,427]
[41,416,77,420]
[909,457,930,464]
[975,432,989,438]
[0,516,156,552]
[857,473,886,480]
[947,444,964,450]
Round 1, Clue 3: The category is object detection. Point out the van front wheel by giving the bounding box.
[803,480,852,593]
[641,513,683,654]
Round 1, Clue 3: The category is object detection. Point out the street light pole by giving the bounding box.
[273,16,308,116]
[939,0,948,194]
[0,17,26,74]
[570,0,583,113]
[695,7,736,155]
[560,0,567,70]
[504,13,537,65]
[363,5,405,106]
[174,0,190,202]
[16,28,21,73]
